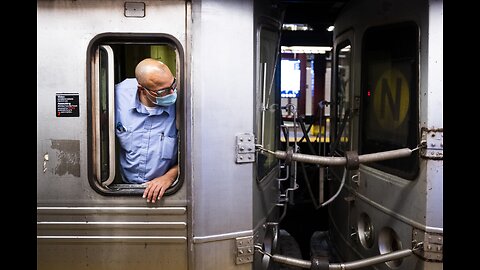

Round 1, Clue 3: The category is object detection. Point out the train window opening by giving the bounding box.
[89,36,184,195]
[256,24,281,181]
[360,22,419,180]
[279,55,301,144]
[279,51,331,152]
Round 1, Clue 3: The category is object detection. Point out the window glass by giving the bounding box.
[333,42,352,154]
[360,23,419,179]
[257,26,280,180]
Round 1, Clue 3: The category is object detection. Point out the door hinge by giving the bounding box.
[412,228,443,262]
[236,133,256,163]
[420,128,443,160]
[235,236,254,264]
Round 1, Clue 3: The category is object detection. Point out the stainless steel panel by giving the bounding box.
[424,0,443,229]
[37,0,187,204]
[37,206,187,270]
[190,0,254,237]
[38,241,187,270]
[193,238,252,270]
[38,1,189,269]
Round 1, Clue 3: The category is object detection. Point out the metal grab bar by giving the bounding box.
[265,248,413,269]
[263,148,413,167]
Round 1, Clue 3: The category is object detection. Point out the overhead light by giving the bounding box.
[282,24,314,31]
[327,25,335,32]
[340,45,351,52]
[281,46,332,54]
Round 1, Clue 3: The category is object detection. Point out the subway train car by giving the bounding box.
[327,0,443,269]
[37,0,285,269]
[38,0,443,269]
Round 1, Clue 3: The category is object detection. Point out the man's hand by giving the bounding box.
[143,165,178,203]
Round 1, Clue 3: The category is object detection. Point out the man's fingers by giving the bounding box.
[143,181,170,203]
[151,185,161,203]
[157,187,166,200]
[143,184,157,202]
[142,185,150,199]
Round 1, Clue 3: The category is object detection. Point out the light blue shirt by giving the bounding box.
[114,78,178,184]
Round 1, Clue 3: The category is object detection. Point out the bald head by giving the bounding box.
[135,58,174,90]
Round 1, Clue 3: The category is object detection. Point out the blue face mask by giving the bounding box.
[154,89,177,106]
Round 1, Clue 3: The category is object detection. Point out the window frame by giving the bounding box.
[86,33,185,195]
[255,18,282,183]
[332,39,353,155]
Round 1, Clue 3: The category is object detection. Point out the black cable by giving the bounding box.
[297,116,317,155]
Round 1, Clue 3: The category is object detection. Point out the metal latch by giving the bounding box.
[236,133,256,163]
[412,228,443,262]
[235,236,254,264]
